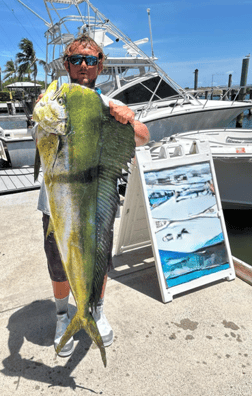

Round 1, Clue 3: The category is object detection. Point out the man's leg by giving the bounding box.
[43,214,74,357]
[43,214,114,355]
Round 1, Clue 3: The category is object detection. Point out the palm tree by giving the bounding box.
[3,59,18,81]
[16,38,45,97]
[16,38,37,81]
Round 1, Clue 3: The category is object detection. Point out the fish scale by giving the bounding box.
[33,80,135,367]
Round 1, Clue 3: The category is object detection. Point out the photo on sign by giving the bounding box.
[144,161,230,288]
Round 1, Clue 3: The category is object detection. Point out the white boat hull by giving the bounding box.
[141,102,251,142]
[168,129,252,207]
[0,129,35,168]
[213,157,252,207]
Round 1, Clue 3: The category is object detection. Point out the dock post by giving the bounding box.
[227,74,232,99]
[205,90,208,99]
[231,89,236,101]
[236,55,250,127]
[249,89,252,115]
[194,69,198,94]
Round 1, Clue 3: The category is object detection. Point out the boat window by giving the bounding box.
[97,80,118,96]
[226,136,252,144]
[113,76,178,105]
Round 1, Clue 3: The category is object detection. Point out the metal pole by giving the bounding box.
[17,0,51,26]
[147,9,155,59]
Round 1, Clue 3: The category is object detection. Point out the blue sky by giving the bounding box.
[1,0,252,88]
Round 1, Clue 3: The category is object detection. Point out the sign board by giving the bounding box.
[115,140,235,303]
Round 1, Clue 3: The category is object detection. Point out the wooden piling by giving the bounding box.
[249,88,252,115]
[227,74,232,99]
[194,69,198,93]
[236,56,250,127]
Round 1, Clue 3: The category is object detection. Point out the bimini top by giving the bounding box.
[6,82,42,89]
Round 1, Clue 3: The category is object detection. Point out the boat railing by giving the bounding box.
[135,94,191,119]
[195,86,250,108]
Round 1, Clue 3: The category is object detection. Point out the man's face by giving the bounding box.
[64,43,103,88]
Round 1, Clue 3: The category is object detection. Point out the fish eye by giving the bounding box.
[57,98,63,105]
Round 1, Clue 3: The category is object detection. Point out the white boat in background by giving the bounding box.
[0,128,35,168]
[18,0,252,142]
[166,129,252,208]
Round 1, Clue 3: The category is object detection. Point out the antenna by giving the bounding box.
[147,8,154,59]
[17,0,51,27]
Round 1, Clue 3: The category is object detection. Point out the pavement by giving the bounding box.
[0,190,252,396]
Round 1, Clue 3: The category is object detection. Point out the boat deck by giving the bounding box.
[0,166,42,195]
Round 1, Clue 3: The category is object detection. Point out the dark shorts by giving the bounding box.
[42,213,114,282]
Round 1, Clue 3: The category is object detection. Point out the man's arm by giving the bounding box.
[109,101,150,147]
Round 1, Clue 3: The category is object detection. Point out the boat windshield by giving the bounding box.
[112,76,178,105]
[226,136,252,144]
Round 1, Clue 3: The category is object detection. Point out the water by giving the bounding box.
[223,209,252,265]
[221,107,252,266]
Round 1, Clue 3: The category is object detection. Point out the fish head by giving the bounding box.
[33,80,68,135]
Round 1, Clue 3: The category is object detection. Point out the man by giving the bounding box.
[35,33,149,358]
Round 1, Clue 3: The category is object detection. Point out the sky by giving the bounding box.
[1,0,252,88]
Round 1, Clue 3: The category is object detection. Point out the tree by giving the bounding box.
[3,59,18,81]
[16,38,45,97]
[16,38,37,81]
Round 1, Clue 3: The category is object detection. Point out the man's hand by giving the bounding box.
[109,100,149,147]
[36,93,44,103]
[109,101,135,125]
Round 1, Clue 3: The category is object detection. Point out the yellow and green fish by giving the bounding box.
[33,80,135,367]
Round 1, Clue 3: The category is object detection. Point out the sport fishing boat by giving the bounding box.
[164,129,252,208]
[18,0,252,143]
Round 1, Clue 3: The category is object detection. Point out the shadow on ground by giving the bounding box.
[1,300,99,391]
[111,245,228,303]
[111,246,162,302]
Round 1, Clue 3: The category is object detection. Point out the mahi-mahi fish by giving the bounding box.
[33,80,135,367]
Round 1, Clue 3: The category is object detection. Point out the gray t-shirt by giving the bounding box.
[33,92,125,215]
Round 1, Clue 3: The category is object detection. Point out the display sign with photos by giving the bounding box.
[115,141,235,303]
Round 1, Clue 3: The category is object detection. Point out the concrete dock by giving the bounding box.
[0,190,252,396]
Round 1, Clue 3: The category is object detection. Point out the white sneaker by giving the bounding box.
[92,306,113,347]
[54,313,74,357]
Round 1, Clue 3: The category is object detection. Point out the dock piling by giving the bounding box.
[236,56,250,127]
[194,69,198,93]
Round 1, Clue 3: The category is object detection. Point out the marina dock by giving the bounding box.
[0,166,42,195]
[0,190,252,395]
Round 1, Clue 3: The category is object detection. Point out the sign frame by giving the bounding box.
[115,140,235,303]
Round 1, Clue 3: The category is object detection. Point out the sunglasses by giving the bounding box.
[67,55,99,66]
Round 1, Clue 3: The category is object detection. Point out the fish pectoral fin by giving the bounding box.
[34,147,41,182]
[46,218,54,239]
[56,312,107,367]
[51,135,63,171]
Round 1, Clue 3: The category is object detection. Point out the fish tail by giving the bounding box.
[55,311,107,367]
